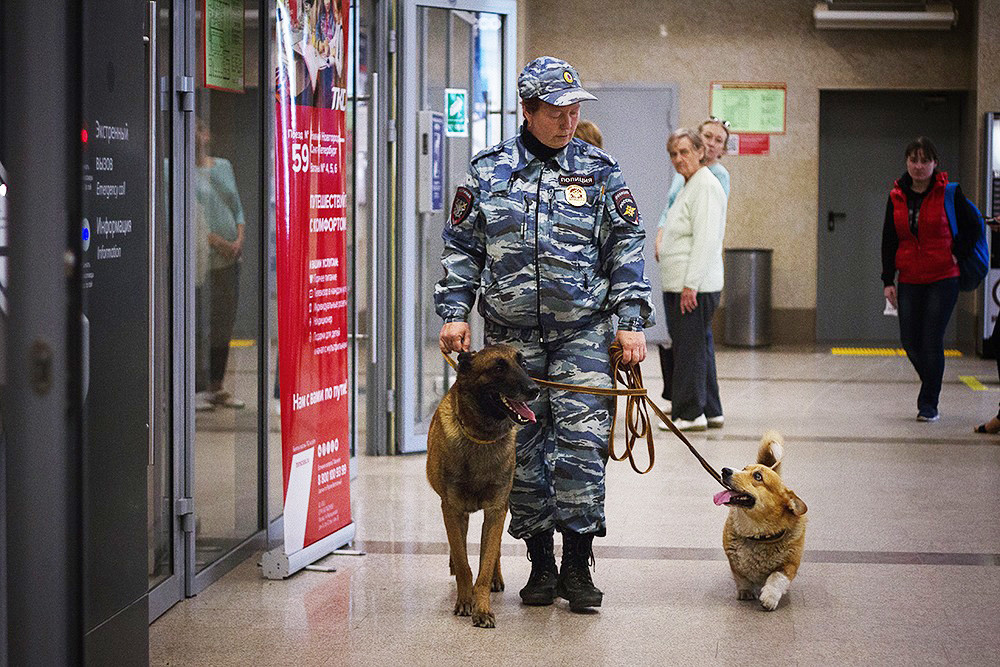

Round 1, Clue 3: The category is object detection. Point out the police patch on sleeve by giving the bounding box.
[450,186,474,225]
[612,188,639,224]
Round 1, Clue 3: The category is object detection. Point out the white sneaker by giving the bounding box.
[195,391,215,412]
[707,415,724,428]
[673,414,708,431]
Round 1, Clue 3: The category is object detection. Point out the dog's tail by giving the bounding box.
[757,430,784,474]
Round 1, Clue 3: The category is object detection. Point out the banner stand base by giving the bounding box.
[260,522,357,580]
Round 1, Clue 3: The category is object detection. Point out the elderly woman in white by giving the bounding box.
[654,128,727,431]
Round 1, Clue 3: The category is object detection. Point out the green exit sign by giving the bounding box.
[445,88,468,137]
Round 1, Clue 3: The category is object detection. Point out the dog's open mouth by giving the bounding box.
[713,489,755,508]
[500,395,536,424]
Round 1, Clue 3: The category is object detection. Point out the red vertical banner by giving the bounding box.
[274,0,351,555]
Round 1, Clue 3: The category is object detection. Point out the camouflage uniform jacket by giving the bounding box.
[434,135,655,335]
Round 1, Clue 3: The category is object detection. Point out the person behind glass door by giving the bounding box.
[655,119,730,425]
[654,128,727,431]
[881,136,979,422]
[435,56,654,613]
[195,119,246,410]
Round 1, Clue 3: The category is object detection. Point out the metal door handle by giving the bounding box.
[370,72,379,366]
[145,1,157,466]
[827,210,845,231]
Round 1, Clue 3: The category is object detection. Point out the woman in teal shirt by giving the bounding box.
[195,120,246,410]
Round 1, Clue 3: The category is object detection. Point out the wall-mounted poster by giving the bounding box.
[710,82,786,135]
[204,0,245,92]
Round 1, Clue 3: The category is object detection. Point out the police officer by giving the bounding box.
[435,56,654,612]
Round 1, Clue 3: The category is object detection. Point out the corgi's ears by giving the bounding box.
[786,491,807,516]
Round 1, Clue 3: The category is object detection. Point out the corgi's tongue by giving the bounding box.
[510,401,536,423]
[714,490,736,506]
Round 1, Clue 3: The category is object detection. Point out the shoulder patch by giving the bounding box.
[450,187,474,225]
[612,188,639,224]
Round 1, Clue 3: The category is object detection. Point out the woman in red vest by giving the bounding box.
[881,137,979,422]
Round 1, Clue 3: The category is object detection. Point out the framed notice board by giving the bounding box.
[710,82,786,134]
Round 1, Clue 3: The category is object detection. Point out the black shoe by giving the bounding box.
[519,531,558,606]
[555,531,603,611]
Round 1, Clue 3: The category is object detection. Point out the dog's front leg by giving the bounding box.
[758,571,791,611]
[442,505,473,616]
[731,570,755,601]
[472,506,507,628]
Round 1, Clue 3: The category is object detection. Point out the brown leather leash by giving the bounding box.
[440,344,724,485]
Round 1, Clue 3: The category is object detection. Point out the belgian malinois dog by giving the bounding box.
[426,344,538,628]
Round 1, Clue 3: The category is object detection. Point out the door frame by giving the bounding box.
[394,0,518,455]
[816,89,965,344]
[147,0,187,621]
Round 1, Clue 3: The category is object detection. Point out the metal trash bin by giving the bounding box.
[723,248,772,347]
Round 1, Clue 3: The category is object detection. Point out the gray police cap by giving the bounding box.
[517,56,597,106]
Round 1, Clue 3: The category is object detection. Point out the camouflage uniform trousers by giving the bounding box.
[485,318,614,539]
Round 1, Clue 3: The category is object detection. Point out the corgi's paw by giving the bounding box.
[758,572,790,611]
[758,587,781,610]
[737,588,756,601]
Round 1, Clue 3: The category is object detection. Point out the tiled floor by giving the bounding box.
[151,347,1000,666]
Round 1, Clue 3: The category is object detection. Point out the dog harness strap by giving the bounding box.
[440,348,725,484]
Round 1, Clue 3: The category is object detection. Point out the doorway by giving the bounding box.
[395,0,517,454]
[816,90,964,343]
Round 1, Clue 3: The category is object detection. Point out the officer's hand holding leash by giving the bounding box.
[439,321,471,354]
[616,329,646,366]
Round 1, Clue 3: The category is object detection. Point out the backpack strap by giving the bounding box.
[944,181,959,237]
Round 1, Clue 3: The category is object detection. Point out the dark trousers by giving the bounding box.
[990,318,1000,419]
[896,278,959,413]
[658,344,673,401]
[208,263,241,388]
[663,291,723,421]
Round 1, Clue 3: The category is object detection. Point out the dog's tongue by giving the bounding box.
[511,401,536,423]
[713,490,735,506]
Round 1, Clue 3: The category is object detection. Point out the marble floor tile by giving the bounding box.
[153,347,1000,665]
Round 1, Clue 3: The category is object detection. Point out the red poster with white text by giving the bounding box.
[274,0,351,554]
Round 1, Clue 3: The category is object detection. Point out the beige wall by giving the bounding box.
[520,0,981,337]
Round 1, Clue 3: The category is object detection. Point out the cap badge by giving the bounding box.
[563,71,574,84]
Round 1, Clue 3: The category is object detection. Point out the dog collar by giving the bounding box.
[453,393,505,445]
[745,530,786,543]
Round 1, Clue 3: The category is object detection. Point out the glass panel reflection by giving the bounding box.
[194,0,261,572]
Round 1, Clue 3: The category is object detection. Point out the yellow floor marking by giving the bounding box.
[831,347,961,358]
[959,376,989,391]
[230,339,256,348]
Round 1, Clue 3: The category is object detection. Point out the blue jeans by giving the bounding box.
[896,278,959,414]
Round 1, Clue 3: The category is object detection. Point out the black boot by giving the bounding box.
[519,531,558,606]
[556,531,603,611]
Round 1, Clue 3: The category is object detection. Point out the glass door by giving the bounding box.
[148,0,182,620]
[191,0,264,586]
[396,0,516,453]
